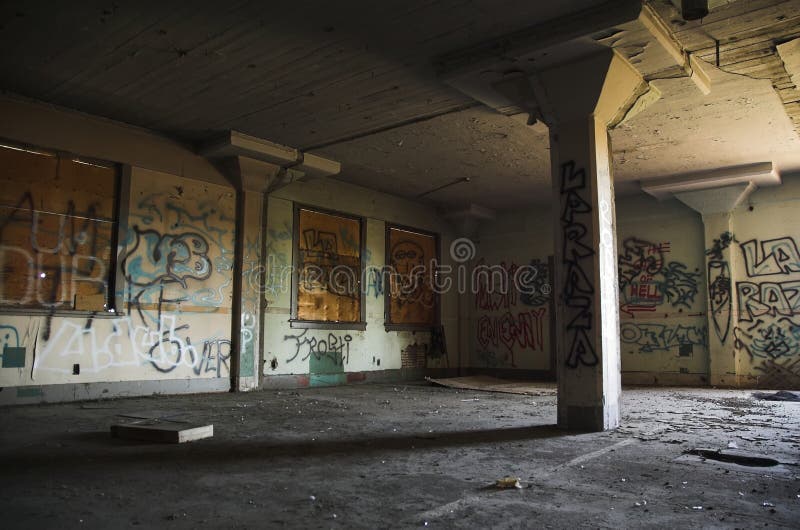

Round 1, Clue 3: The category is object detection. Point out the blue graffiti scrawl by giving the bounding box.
[735,319,800,360]
[1,325,20,351]
[620,322,706,354]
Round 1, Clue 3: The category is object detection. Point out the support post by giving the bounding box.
[537,49,647,430]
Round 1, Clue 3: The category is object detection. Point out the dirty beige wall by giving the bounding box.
[469,196,707,380]
[470,208,554,372]
[615,196,708,384]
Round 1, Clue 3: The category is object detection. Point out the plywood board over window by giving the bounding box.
[0,142,118,312]
[386,226,439,330]
[292,206,365,329]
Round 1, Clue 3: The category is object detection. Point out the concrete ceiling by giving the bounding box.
[319,63,800,208]
[1,0,799,210]
[0,0,609,147]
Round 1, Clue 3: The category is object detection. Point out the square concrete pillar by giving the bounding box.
[235,189,265,389]
[539,50,648,431]
[550,118,622,431]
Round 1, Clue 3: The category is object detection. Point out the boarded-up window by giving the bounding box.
[386,226,438,328]
[0,143,117,311]
[294,207,363,323]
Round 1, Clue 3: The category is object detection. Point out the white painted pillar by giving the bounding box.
[540,49,647,431]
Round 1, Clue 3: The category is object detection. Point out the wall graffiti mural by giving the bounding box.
[264,221,292,298]
[559,161,598,368]
[22,170,236,381]
[1,324,21,366]
[736,281,800,323]
[476,309,546,365]
[473,257,549,368]
[734,235,800,386]
[519,258,550,307]
[239,234,261,378]
[474,260,520,312]
[735,320,799,359]
[740,237,800,277]
[284,329,352,365]
[706,231,736,344]
[618,238,701,315]
[121,225,213,322]
[34,315,230,376]
[620,322,707,354]
[365,267,384,298]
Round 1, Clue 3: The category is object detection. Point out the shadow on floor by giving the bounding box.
[5,424,568,472]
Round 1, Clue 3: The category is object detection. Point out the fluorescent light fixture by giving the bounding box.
[201,130,340,178]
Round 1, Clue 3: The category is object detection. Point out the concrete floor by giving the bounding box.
[0,383,798,529]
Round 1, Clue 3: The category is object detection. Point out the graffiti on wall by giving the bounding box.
[239,235,261,378]
[620,322,706,355]
[519,258,550,308]
[618,238,701,316]
[264,221,292,298]
[476,309,546,365]
[560,161,597,368]
[284,329,352,365]
[706,232,736,343]
[26,178,235,379]
[734,235,800,386]
[740,237,800,277]
[34,314,230,376]
[473,258,548,368]
[1,324,20,347]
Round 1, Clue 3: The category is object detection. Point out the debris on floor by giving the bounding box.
[425,375,556,396]
[493,477,522,489]
[752,390,800,402]
[683,448,780,468]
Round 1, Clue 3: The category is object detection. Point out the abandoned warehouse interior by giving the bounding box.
[1,0,800,527]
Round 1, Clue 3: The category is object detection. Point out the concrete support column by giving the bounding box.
[550,117,621,431]
[233,189,265,390]
[537,49,647,431]
[202,133,341,392]
[219,157,281,392]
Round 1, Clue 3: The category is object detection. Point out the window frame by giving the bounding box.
[0,138,124,318]
[289,203,367,331]
[384,223,441,332]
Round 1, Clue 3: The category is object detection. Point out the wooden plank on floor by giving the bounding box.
[111,422,213,443]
